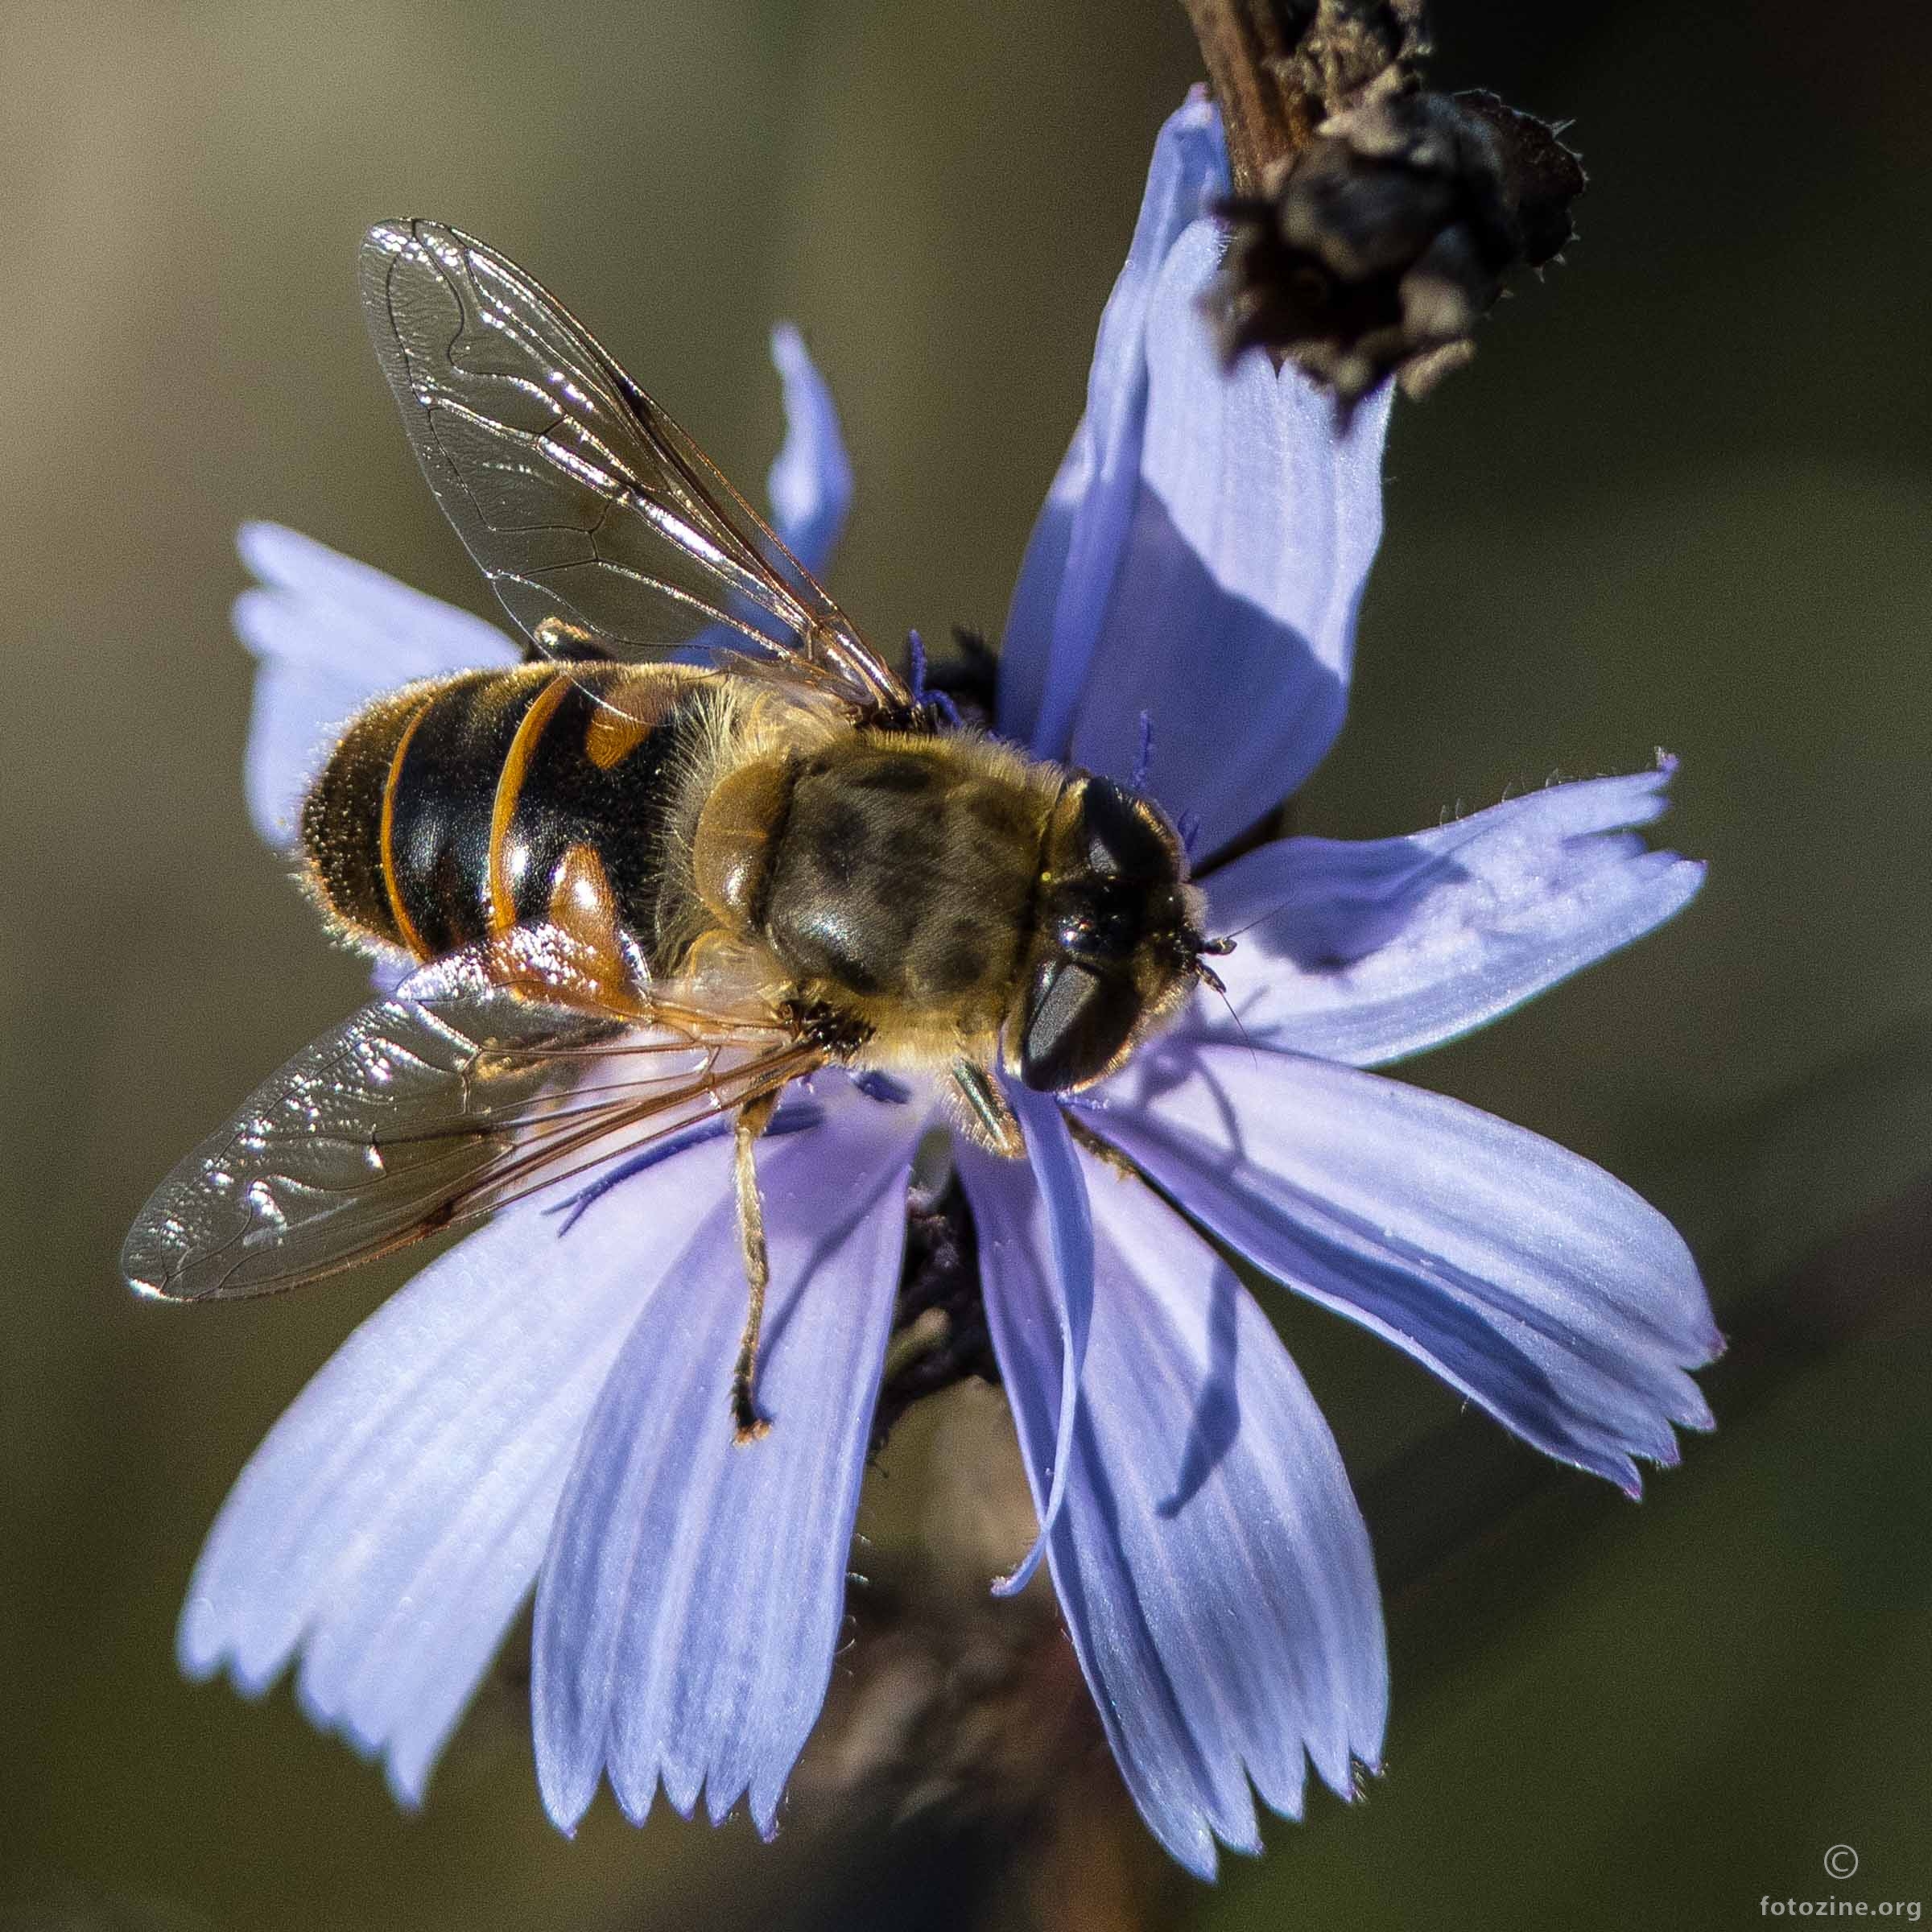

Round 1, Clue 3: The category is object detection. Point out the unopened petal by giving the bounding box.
[1090,1043,1720,1494]
[532,1084,917,1837]
[177,1131,737,1805]
[1187,765,1705,1065]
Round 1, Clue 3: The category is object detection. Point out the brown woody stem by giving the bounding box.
[1177,0,1319,195]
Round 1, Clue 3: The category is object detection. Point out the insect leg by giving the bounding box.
[729,1088,782,1443]
[950,1062,1026,1159]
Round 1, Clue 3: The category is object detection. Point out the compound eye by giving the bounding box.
[1079,778,1175,880]
[1018,958,1142,1091]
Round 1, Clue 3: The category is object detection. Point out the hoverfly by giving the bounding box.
[124,221,1232,1439]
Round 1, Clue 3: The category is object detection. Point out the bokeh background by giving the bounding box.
[3,1,1929,1926]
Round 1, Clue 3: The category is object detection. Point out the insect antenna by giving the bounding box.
[1209,972,1262,1071]
[1218,896,1302,943]
[1186,931,1261,1070]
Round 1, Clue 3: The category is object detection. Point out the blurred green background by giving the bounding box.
[3,1,1929,1926]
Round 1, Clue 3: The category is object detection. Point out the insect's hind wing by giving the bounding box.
[122,933,819,1303]
[359,220,907,715]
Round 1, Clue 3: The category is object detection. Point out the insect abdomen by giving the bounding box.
[302,663,714,966]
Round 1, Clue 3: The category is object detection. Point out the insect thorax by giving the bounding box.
[692,730,1058,1048]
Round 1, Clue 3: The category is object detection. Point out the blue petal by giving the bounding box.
[1061,225,1389,859]
[766,322,852,580]
[176,1129,737,1807]
[531,1084,917,1836]
[998,90,1228,756]
[1090,1042,1720,1495]
[998,93,1390,857]
[1185,764,1705,1065]
[961,1144,1386,1878]
[987,1083,1094,1597]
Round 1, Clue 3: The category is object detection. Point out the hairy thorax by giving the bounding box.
[691,729,1061,1066]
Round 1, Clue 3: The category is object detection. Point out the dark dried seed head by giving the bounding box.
[1283,0,1431,122]
[1453,88,1588,269]
[1213,85,1584,414]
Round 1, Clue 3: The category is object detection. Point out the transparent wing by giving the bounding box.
[123,932,821,1302]
[359,218,907,714]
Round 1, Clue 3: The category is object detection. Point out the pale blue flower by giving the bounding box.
[183,95,1716,1877]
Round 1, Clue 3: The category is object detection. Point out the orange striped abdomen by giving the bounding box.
[300,662,716,968]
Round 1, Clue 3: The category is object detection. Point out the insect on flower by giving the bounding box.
[123,217,1228,1443]
[136,96,1720,1877]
